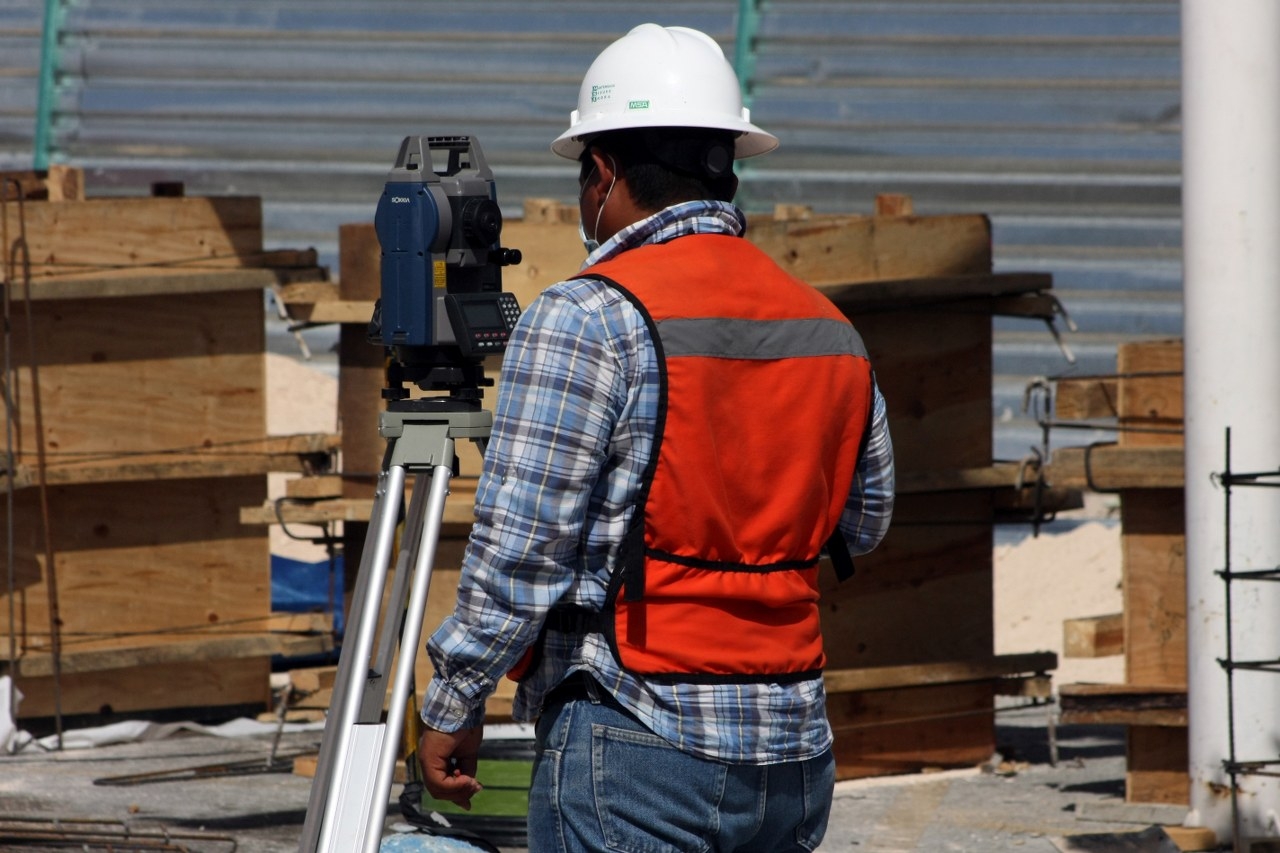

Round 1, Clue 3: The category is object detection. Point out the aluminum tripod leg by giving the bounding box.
[298,406,487,853]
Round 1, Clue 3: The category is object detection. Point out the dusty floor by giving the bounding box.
[0,704,1203,853]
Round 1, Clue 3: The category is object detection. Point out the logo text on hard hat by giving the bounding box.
[628,100,650,110]
[590,84,615,103]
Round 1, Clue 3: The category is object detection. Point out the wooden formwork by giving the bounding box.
[269,196,1063,780]
[1048,338,1188,804]
[0,170,336,720]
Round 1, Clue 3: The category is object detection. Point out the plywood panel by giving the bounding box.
[16,657,271,719]
[823,493,993,670]
[7,291,264,461]
[1121,489,1187,686]
[1,196,264,284]
[828,681,995,779]
[1,477,269,646]
[747,213,993,286]
[851,311,993,473]
[1117,340,1183,448]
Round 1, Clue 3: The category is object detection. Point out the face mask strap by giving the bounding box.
[578,151,617,253]
[592,153,617,244]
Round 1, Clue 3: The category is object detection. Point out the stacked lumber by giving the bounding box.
[267,194,1063,782]
[0,169,336,720]
[1047,339,1188,804]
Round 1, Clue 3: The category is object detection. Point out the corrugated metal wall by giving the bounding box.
[0,0,1182,461]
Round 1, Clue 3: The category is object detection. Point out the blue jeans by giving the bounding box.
[527,679,834,853]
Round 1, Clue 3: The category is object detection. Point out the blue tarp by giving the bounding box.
[271,553,345,637]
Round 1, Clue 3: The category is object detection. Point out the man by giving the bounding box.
[418,23,894,852]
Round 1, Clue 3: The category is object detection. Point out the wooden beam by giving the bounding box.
[1047,445,1184,490]
[1054,377,1120,421]
[1064,613,1125,658]
[1058,683,1187,727]
[0,165,84,201]
[17,266,328,302]
[1117,340,1184,448]
[6,630,332,678]
[239,477,479,534]
[285,474,344,500]
[747,212,993,286]
[823,651,1057,694]
[1,196,267,285]
[282,274,1056,328]
[895,461,1031,493]
[4,433,340,490]
[819,272,1054,314]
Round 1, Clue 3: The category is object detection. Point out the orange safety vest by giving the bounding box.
[579,233,875,682]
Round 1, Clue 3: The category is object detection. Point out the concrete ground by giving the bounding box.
[0,705,1205,853]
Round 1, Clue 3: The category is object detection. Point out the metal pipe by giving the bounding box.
[33,0,67,170]
[1182,0,1280,842]
[733,0,763,109]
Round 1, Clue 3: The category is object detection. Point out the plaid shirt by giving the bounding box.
[422,200,895,763]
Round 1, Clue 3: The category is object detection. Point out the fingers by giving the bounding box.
[418,727,485,810]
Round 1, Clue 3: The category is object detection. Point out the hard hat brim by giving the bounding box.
[551,113,779,161]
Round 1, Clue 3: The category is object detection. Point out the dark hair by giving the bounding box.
[584,128,739,209]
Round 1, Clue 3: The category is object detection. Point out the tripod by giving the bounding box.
[297,397,491,853]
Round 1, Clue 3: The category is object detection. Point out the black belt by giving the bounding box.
[545,672,596,705]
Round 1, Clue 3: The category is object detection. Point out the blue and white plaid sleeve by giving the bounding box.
[839,383,894,555]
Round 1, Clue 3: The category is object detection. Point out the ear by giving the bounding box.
[584,147,616,200]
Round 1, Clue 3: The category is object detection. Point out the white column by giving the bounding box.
[1182,0,1280,842]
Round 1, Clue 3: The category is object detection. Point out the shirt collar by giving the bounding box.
[580,200,747,270]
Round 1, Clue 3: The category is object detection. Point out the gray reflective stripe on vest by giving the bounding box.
[655,316,868,360]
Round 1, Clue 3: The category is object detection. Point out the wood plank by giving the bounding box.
[996,674,1053,699]
[855,311,993,473]
[1122,489,1187,686]
[1117,340,1184,448]
[295,300,376,324]
[7,291,266,460]
[0,165,84,201]
[992,485,1084,517]
[1163,826,1217,852]
[1060,682,1186,696]
[15,658,271,719]
[829,681,995,779]
[285,474,344,499]
[337,223,389,502]
[874,193,914,216]
[18,266,327,302]
[1,477,270,652]
[1055,377,1120,421]
[1064,613,1125,658]
[1128,725,1189,805]
[1058,683,1187,727]
[239,491,477,535]
[822,493,993,670]
[6,433,339,490]
[818,272,1052,314]
[1048,445,1184,490]
[7,631,332,678]
[824,652,1057,693]
[747,213,993,286]
[896,462,1030,493]
[1,196,266,284]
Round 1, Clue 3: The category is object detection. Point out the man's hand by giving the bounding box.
[418,725,484,810]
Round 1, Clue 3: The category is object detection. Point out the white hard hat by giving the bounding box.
[551,24,778,162]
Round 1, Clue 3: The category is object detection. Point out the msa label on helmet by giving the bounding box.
[590,83,615,103]
[628,100,650,110]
